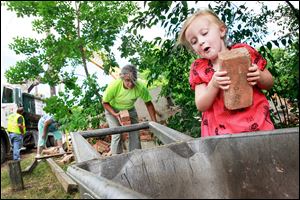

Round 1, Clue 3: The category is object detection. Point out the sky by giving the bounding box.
[1,1,298,97]
[0,2,166,97]
[1,4,114,97]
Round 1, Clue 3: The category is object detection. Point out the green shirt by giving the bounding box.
[103,79,152,111]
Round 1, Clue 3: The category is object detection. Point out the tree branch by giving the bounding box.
[285,1,299,22]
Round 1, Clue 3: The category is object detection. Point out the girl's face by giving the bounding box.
[185,15,227,61]
[122,74,134,89]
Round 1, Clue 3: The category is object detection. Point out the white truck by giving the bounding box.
[1,83,54,164]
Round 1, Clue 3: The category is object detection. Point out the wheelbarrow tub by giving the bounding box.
[67,127,299,199]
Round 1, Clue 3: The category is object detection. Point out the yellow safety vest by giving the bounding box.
[7,113,26,134]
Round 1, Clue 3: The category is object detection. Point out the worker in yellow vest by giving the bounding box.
[7,107,26,161]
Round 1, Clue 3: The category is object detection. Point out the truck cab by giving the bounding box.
[1,83,52,164]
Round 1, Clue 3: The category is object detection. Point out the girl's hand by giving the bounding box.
[211,70,231,90]
[247,64,260,86]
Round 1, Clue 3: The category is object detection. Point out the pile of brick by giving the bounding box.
[42,146,60,155]
[139,129,153,141]
[93,140,110,154]
[120,110,154,142]
[90,110,156,155]
[58,154,74,164]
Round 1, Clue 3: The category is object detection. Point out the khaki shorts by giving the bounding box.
[38,121,62,147]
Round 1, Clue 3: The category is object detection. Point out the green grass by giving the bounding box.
[1,153,80,199]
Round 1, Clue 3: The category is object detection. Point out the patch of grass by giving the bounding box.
[1,153,80,199]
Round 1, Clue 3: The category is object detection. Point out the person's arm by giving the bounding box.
[43,119,52,140]
[145,101,157,122]
[17,116,25,135]
[102,102,121,124]
[195,70,231,112]
[247,64,274,90]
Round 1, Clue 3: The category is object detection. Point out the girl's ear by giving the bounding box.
[220,25,227,38]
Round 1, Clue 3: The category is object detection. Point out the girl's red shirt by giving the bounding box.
[189,43,274,137]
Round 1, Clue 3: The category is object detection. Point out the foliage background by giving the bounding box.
[120,1,299,137]
[3,1,299,136]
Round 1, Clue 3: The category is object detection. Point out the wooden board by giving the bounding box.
[46,158,78,193]
[8,160,24,191]
[35,152,71,160]
[22,159,38,175]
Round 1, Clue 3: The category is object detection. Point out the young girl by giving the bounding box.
[178,9,274,137]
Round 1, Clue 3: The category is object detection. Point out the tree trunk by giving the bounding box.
[75,2,102,101]
[50,86,56,97]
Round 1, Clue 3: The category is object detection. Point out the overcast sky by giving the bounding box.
[1,1,298,97]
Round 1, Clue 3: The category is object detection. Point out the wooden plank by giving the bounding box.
[219,47,253,110]
[46,158,77,193]
[35,152,71,160]
[8,160,24,191]
[22,159,38,175]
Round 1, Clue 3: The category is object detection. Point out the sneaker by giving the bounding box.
[35,154,42,159]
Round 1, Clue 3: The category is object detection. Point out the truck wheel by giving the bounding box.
[23,133,36,149]
[1,137,7,164]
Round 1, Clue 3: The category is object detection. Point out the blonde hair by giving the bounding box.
[177,9,227,51]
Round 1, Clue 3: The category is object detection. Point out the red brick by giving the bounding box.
[218,47,253,110]
[140,134,153,141]
[120,110,130,122]
[122,121,131,126]
[93,140,110,153]
[104,135,111,143]
[139,129,153,141]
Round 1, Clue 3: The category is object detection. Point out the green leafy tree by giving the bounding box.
[4,1,298,134]
[3,1,137,131]
[119,1,299,137]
